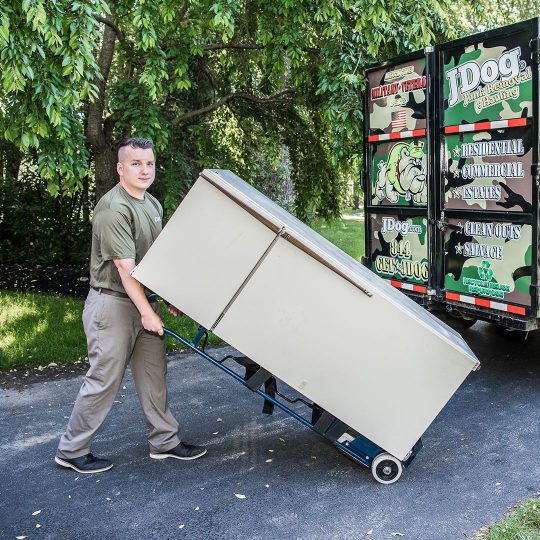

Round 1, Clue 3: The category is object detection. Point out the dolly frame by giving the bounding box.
[163,322,423,484]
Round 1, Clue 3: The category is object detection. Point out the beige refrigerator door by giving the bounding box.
[131,177,278,329]
[213,236,475,461]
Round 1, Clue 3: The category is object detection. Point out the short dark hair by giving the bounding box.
[117,137,154,159]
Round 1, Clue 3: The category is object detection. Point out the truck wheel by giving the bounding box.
[371,453,402,484]
[443,311,477,330]
[496,326,530,341]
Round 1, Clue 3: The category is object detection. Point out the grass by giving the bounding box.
[0,209,364,370]
[311,208,365,261]
[0,291,87,369]
[475,497,540,539]
[0,290,221,370]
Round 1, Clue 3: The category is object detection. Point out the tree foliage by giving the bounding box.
[1,1,466,210]
[0,0,489,264]
[462,0,540,32]
[0,0,108,194]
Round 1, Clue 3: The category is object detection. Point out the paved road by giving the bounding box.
[1,322,539,540]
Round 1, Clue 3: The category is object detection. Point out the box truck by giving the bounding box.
[363,18,540,331]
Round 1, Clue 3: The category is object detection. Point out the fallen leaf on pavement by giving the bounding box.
[31,510,41,516]
[234,494,246,499]
[367,529,373,535]
[265,459,272,463]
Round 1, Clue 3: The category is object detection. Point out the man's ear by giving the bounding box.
[117,162,123,176]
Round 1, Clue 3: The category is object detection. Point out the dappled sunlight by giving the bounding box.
[62,310,79,324]
[0,334,16,350]
[0,299,37,326]
[0,291,86,369]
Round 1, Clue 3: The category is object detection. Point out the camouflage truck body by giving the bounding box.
[364,19,540,329]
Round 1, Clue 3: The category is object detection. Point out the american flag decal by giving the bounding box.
[391,110,407,129]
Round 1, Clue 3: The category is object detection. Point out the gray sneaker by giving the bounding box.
[149,442,207,461]
[55,453,113,474]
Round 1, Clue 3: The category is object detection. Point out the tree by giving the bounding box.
[460,0,540,32]
[2,0,467,227]
[0,0,107,195]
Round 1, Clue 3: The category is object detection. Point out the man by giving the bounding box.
[55,137,206,474]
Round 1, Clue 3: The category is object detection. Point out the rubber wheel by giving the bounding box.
[371,453,403,484]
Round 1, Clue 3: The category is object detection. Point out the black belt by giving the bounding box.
[91,286,129,298]
[91,286,158,303]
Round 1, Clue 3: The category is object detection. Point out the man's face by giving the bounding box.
[117,146,156,195]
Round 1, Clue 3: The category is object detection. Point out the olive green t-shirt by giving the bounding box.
[90,184,163,293]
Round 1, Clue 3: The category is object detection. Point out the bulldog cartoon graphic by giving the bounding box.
[374,140,428,204]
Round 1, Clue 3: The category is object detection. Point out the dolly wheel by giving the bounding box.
[371,453,402,484]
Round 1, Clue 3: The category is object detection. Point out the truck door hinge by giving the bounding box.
[532,164,540,187]
[532,38,540,64]
[436,211,447,230]
[361,170,367,193]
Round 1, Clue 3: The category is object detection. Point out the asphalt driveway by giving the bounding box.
[0,322,539,540]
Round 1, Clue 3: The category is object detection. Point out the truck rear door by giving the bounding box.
[436,18,539,326]
[364,50,434,301]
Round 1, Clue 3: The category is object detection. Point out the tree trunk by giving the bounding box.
[87,15,118,203]
[94,143,117,201]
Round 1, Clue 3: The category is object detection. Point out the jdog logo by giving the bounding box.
[381,217,422,236]
[446,47,531,111]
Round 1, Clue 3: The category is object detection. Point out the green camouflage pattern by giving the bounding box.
[370,214,429,285]
[368,57,427,135]
[444,218,532,306]
[443,32,533,126]
[371,138,428,206]
[444,126,533,212]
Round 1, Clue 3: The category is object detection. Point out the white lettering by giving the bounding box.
[464,221,522,240]
[463,242,503,260]
[446,47,523,107]
[381,217,422,236]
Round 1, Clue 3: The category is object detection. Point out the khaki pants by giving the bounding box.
[57,288,180,459]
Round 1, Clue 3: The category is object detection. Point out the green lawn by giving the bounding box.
[476,496,540,539]
[0,291,220,370]
[0,291,87,369]
[311,209,365,261]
